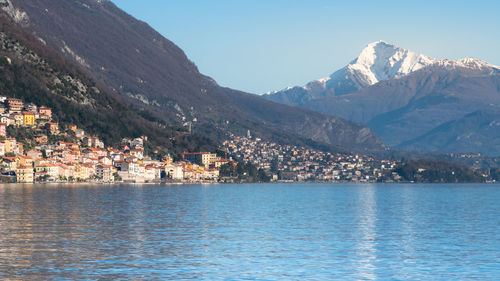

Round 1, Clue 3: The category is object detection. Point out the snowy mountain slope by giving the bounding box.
[300,57,500,153]
[343,40,436,85]
[263,40,500,155]
[264,41,436,105]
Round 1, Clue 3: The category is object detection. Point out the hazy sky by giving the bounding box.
[111,0,500,94]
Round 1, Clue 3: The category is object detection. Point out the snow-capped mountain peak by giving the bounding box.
[265,41,437,98]
[347,41,436,86]
[264,41,499,106]
[436,57,499,70]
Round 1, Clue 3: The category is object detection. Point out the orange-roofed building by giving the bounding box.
[63,150,80,163]
[82,164,96,179]
[45,122,59,135]
[35,163,60,180]
[38,107,52,118]
[1,156,18,171]
[17,155,33,167]
[34,135,48,144]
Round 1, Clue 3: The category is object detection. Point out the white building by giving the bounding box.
[165,164,183,180]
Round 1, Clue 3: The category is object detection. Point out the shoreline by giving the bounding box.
[2,180,497,185]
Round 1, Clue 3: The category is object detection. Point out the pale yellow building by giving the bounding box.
[16,166,34,183]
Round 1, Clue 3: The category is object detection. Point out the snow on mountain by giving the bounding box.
[434,57,500,74]
[266,41,500,103]
[264,41,437,103]
[263,40,500,155]
[346,40,436,86]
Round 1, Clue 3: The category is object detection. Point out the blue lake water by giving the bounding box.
[0,183,499,280]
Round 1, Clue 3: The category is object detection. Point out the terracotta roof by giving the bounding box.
[37,163,58,168]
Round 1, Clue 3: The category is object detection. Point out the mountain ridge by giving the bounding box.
[264,41,437,105]
[398,110,500,155]
[0,13,218,156]
[263,41,500,155]
[2,0,387,154]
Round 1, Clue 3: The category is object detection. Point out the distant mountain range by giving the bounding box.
[265,41,436,104]
[0,0,386,154]
[264,41,500,156]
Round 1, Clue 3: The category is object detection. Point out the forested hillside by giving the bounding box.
[0,14,216,157]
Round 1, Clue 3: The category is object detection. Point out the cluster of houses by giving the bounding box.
[4,144,224,183]
[0,97,226,183]
[0,97,57,134]
[223,134,398,182]
[181,152,232,181]
[0,95,403,184]
[0,97,56,156]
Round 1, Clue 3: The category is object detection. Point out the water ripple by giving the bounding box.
[0,183,499,280]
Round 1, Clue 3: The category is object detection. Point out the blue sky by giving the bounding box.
[111,0,500,94]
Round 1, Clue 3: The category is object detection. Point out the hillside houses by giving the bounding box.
[0,96,224,183]
[0,95,400,184]
[223,134,397,183]
[0,97,59,135]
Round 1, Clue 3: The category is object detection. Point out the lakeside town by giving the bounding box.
[0,97,489,184]
[0,96,227,183]
[223,133,401,183]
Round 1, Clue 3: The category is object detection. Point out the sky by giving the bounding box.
[111,0,500,94]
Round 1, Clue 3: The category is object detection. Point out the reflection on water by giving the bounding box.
[0,183,499,280]
[354,184,378,280]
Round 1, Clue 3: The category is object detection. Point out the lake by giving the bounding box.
[0,183,499,280]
